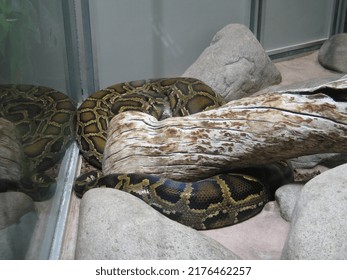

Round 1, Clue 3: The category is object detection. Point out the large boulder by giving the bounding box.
[282,164,347,259]
[75,188,240,260]
[0,192,37,259]
[183,24,281,101]
[318,33,347,73]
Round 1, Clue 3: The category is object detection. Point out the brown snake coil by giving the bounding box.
[0,84,76,201]
[75,77,293,230]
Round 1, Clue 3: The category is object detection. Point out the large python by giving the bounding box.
[0,84,76,201]
[75,77,293,230]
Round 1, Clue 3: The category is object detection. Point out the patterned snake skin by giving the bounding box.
[0,84,76,200]
[74,77,293,230]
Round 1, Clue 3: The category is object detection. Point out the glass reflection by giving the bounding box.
[0,0,74,259]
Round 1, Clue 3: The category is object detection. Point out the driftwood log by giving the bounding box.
[0,118,23,185]
[103,92,347,181]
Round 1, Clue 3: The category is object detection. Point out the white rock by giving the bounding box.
[0,192,36,229]
[183,24,281,101]
[275,184,304,222]
[318,33,347,73]
[75,188,240,260]
[282,164,347,259]
[0,192,37,259]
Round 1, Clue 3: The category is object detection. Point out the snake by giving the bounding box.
[0,84,76,201]
[75,77,293,230]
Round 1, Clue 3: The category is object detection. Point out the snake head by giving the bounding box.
[19,173,57,201]
[73,170,103,198]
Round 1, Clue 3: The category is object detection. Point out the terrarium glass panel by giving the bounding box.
[261,0,334,52]
[0,0,77,259]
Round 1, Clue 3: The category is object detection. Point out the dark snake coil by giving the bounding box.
[0,80,293,227]
[0,84,76,201]
[74,78,293,230]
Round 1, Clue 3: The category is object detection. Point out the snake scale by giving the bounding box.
[0,84,76,201]
[74,77,293,230]
[0,79,292,228]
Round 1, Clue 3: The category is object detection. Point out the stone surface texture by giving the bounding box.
[318,33,347,73]
[0,192,36,229]
[0,192,37,259]
[75,188,239,260]
[290,153,347,169]
[282,164,347,260]
[275,184,304,222]
[183,24,281,101]
[61,50,346,260]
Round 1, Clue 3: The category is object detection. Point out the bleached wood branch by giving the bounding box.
[0,118,22,183]
[103,93,347,181]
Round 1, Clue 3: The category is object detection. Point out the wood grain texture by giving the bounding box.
[0,118,23,183]
[103,93,347,181]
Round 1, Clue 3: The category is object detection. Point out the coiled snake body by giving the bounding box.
[0,84,76,200]
[0,79,293,228]
[75,77,293,230]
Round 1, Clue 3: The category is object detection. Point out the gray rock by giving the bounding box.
[318,33,347,73]
[0,192,37,259]
[0,192,36,229]
[0,212,37,259]
[291,153,347,169]
[275,184,304,222]
[183,24,281,101]
[282,164,347,259]
[293,165,329,183]
[75,188,240,260]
